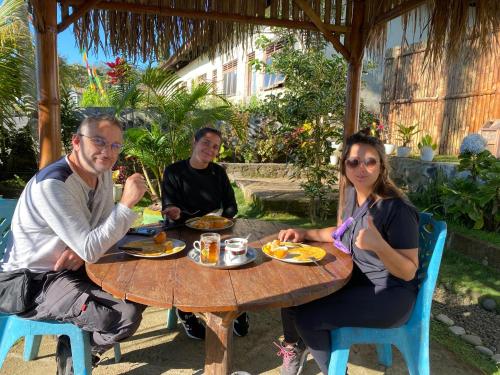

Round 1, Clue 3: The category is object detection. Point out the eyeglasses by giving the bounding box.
[78,134,123,153]
[345,157,379,170]
[331,217,355,254]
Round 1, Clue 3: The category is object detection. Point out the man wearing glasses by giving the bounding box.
[0,115,147,375]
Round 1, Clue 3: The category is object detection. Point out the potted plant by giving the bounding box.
[112,167,126,202]
[330,140,342,165]
[364,120,394,155]
[396,123,420,157]
[418,134,437,162]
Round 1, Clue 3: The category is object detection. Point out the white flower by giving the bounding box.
[460,134,487,155]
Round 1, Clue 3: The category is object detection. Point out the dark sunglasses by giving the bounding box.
[345,157,379,169]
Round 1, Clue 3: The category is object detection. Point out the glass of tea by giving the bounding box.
[194,232,220,265]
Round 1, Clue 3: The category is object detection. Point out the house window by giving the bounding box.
[246,52,257,96]
[263,43,285,90]
[197,73,207,83]
[222,60,237,96]
[212,69,218,92]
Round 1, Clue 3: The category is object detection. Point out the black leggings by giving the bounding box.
[281,267,417,374]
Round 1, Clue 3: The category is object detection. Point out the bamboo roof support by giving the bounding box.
[66,1,350,34]
[57,0,102,33]
[293,0,351,60]
[344,0,367,140]
[33,0,61,169]
[373,0,427,27]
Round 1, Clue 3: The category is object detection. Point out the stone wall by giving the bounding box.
[387,157,463,193]
[221,159,463,192]
[220,162,297,180]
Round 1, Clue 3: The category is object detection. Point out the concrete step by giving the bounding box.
[234,178,338,216]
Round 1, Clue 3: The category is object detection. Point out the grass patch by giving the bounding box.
[439,249,500,309]
[431,320,499,374]
[234,184,336,228]
[406,155,459,163]
[448,222,500,247]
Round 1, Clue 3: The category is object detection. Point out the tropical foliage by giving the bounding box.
[107,66,240,201]
[0,0,37,180]
[246,30,372,222]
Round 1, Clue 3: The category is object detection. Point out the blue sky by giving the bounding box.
[57,26,104,66]
[58,26,151,68]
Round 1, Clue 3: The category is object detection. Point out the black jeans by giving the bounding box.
[281,266,416,374]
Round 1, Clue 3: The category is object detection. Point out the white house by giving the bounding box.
[165,14,427,113]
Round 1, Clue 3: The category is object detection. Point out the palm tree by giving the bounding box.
[0,0,36,170]
[122,66,239,202]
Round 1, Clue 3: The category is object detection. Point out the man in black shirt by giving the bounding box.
[161,127,248,340]
[161,127,237,223]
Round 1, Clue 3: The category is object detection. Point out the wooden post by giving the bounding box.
[35,0,61,169]
[204,311,239,375]
[344,61,363,141]
[343,0,365,141]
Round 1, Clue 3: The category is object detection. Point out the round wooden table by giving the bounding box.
[86,218,353,374]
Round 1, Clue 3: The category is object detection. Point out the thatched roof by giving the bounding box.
[28,0,500,64]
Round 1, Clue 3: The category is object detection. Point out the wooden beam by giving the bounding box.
[343,0,366,140]
[65,1,350,34]
[57,0,102,33]
[374,0,427,28]
[293,0,351,60]
[34,0,61,169]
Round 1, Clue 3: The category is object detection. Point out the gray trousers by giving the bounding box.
[20,268,145,354]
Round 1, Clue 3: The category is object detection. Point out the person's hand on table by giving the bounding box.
[120,173,147,208]
[54,247,84,271]
[278,228,305,243]
[162,206,181,220]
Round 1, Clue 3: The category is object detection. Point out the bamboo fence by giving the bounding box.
[380,33,500,155]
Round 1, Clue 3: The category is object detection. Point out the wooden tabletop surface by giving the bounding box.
[86,218,353,374]
[86,218,353,312]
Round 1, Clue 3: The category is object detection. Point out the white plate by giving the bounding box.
[185,216,234,231]
[261,243,326,264]
[187,247,257,269]
[121,238,186,258]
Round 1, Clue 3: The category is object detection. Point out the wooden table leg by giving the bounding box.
[204,311,239,375]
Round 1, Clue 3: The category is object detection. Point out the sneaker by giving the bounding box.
[233,313,249,337]
[176,309,205,340]
[275,339,308,375]
[56,335,74,375]
[91,354,101,368]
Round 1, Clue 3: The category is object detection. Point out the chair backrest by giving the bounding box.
[0,198,18,259]
[407,212,447,327]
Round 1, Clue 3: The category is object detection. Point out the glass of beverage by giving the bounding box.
[194,232,220,265]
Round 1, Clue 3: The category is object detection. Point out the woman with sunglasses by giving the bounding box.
[275,131,419,375]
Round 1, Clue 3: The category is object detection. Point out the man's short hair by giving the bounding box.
[76,115,122,134]
[194,127,222,142]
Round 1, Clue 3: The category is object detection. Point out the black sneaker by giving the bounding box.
[56,335,74,375]
[176,309,206,340]
[233,313,249,337]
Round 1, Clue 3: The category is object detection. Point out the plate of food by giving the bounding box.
[261,240,326,264]
[120,231,186,258]
[185,215,234,231]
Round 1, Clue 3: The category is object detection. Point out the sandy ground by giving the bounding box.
[0,307,481,375]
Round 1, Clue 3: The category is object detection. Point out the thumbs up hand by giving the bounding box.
[355,215,384,252]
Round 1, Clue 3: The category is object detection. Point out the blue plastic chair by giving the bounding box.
[0,198,121,374]
[328,212,447,375]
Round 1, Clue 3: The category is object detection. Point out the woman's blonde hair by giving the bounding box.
[337,132,405,222]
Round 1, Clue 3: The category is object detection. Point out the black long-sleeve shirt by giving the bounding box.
[161,159,238,223]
